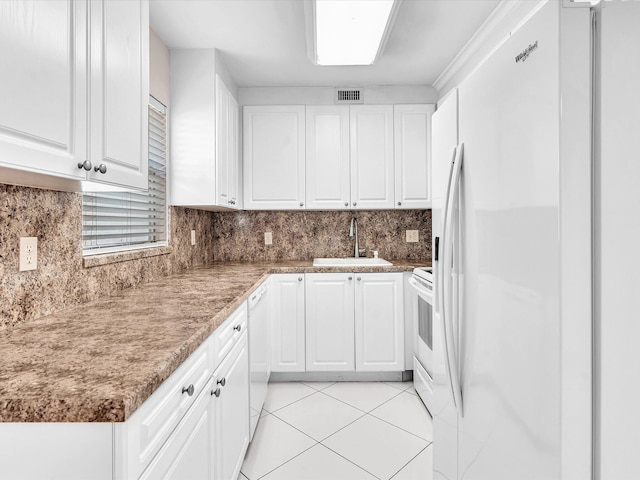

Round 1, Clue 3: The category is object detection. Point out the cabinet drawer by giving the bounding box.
[123,339,214,480]
[139,377,215,480]
[213,302,248,368]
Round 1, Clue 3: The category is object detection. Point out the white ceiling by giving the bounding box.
[150,0,500,88]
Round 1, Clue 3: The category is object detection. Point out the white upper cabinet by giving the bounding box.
[0,0,149,192]
[229,95,241,207]
[0,0,87,189]
[170,50,241,210]
[87,0,149,190]
[243,105,306,210]
[394,104,435,208]
[350,105,395,209]
[216,75,241,208]
[305,106,351,209]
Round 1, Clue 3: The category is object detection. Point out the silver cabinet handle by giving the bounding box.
[398,202,402,206]
[211,388,221,397]
[353,202,357,207]
[299,202,304,207]
[344,202,349,207]
[298,276,303,281]
[357,277,361,281]
[234,325,241,332]
[182,384,195,396]
[94,163,107,174]
[217,378,226,387]
[77,160,92,171]
[348,276,353,281]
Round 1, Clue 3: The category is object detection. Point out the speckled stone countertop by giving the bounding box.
[0,260,429,423]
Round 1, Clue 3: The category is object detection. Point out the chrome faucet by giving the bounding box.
[349,217,365,258]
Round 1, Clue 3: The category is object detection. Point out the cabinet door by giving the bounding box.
[305,105,351,209]
[270,274,306,372]
[355,273,404,372]
[0,0,87,188]
[305,273,355,372]
[394,104,435,209]
[88,0,149,190]
[215,75,231,207]
[350,105,394,209]
[229,95,241,208]
[140,378,215,480]
[213,332,250,480]
[243,106,305,210]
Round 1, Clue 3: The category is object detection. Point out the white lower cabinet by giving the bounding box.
[305,273,356,372]
[139,377,215,480]
[270,274,306,372]
[354,274,404,372]
[117,302,250,480]
[213,331,250,480]
[140,331,249,480]
[303,272,404,373]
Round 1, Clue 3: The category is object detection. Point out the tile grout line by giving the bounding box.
[318,443,385,480]
[388,444,430,480]
[254,442,319,480]
[365,408,433,443]
[262,387,318,415]
[319,384,406,415]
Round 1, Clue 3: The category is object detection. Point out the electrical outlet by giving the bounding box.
[406,230,419,243]
[190,230,196,246]
[19,237,38,271]
[264,232,273,245]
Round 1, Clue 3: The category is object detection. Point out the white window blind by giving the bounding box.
[82,97,168,253]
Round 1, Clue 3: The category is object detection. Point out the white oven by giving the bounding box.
[408,267,434,414]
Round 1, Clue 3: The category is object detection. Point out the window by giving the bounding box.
[82,96,168,254]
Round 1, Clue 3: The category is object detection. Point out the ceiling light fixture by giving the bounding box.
[307,0,401,66]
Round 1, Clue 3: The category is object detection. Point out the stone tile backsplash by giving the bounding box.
[212,210,431,262]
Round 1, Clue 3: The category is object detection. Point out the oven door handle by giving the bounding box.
[408,277,434,303]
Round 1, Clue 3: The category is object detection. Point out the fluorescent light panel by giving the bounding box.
[315,0,395,66]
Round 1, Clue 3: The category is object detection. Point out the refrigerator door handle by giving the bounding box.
[442,143,464,417]
[438,145,460,414]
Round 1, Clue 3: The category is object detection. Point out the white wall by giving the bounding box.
[150,28,170,106]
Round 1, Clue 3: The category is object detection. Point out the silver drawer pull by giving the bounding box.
[217,378,226,387]
[211,388,221,397]
[182,384,195,396]
[233,325,241,332]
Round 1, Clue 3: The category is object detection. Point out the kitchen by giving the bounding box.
[0,1,638,479]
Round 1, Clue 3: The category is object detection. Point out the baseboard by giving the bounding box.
[270,370,413,383]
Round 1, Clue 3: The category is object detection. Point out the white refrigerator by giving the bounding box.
[432,1,594,479]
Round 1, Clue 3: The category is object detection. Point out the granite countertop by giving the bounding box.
[0,260,429,423]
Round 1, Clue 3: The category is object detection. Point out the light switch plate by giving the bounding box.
[406,230,419,243]
[264,232,273,245]
[19,237,38,271]
[190,230,196,246]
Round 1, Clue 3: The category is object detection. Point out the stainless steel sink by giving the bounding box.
[313,257,393,267]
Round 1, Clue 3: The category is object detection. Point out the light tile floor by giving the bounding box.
[240,381,433,480]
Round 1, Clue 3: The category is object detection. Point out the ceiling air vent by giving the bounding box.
[335,88,363,104]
